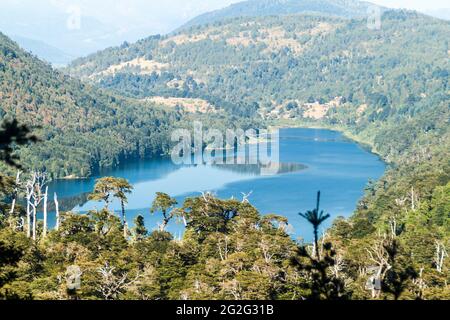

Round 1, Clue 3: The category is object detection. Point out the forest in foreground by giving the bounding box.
[0,122,448,300]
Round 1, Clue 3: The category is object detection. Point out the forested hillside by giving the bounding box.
[64,9,450,300]
[67,10,449,161]
[0,32,184,179]
[0,3,448,300]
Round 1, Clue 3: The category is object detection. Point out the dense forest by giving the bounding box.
[0,31,261,179]
[0,3,449,300]
[68,10,448,124]
[0,153,448,300]
[0,32,184,179]
[66,10,449,164]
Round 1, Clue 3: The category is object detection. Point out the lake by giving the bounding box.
[47,128,386,241]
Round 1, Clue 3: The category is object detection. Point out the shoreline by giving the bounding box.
[268,120,388,164]
[53,123,388,183]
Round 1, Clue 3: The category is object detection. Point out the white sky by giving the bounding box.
[2,0,449,30]
[51,0,450,23]
[369,0,449,11]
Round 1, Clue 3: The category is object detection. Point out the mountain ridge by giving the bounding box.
[11,35,74,67]
[177,0,383,31]
[0,32,181,178]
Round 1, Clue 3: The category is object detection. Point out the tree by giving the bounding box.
[150,193,178,231]
[25,172,47,240]
[89,178,133,236]
[8,170,22,216]
[0,228,33,299]
[299,191,330,259]
[0,119,38,169]
[88,177,119,211]
[292,192,350,300]
[112,178,133,238]
[133,215,148,242]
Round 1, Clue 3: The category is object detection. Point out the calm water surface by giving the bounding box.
[47,128,386,241]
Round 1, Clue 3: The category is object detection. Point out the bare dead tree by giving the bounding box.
[43,186,48,237]
[394,197,407,208]
[259,238,276,264]
[218,236,230,261]
[388,216,397,239]
[32,172,47,241]
[198,191,218,216]
[408,186,418,211]
[366,234,392,298]
[241,191,253,204]
[222,279,241,300]
[412,267,427,300]
[9,170,22,215]
[54,192,60,231]
[25,172,47,240]
[25,173,36,238]
[434,241,448,273]
[367,235,392,279]
[330,253,346,279]
[97,263,140,300]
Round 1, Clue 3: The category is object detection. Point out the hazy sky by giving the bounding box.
[51,1,450,25]
[0,0,241,36]
[1,0,449,36]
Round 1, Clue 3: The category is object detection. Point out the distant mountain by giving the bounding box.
[11,35,74,67]
[0,4,124,58]
[179,0,382,30]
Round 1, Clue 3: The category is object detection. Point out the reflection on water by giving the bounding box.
[54,161,306,211]
[47,128,386,241]
[213,162,307,176]
[46,192,90,213]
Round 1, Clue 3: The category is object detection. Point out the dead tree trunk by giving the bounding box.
[435,242,448,273]
[25,173,36,238]
[27,172,47,241]
[54,193,60,231]
[9,170,22,215]
[43,186,48,237]
[409,186,418,211]
[32,201,37,241]
[120,200,128,238]
[366,235,392,298]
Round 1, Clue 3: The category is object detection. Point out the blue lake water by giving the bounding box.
[47,128,386,241]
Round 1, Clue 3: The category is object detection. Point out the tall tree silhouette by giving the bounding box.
[299,191,330,259]
[292,191,350,300]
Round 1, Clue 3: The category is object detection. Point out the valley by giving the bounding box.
[0,0,448,301]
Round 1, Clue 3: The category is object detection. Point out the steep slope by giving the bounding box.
[179,0,381,30]
[0,32,182,179]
